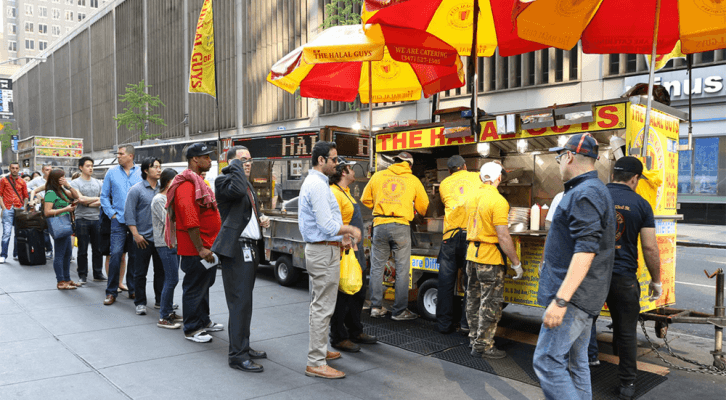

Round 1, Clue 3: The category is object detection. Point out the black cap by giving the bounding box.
[447,155,465,170]
[614,156,644,176]
[393,151,414,166]
[186,143,215,158]
[549,133,599,159]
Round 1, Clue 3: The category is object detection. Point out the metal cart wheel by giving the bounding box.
[417,278,438,321]
[274,255,300,287]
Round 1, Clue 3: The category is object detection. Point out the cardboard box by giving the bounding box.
[437,170,450,182]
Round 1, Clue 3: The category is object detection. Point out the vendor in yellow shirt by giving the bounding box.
[436,155,481,334]
[465,162,522,360]
[328,156,378,353]
[361,152,428,321]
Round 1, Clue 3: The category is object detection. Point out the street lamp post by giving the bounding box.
[0,56,47,66]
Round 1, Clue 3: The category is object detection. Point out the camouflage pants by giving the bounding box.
[466,261,505,352]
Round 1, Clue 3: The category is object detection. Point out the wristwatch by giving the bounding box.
[554,297,568,308]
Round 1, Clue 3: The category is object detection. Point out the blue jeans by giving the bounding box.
[44,229,53,253]
[370,223,412,316]
[53,235,73,282]
[180,255,216,335]
[533,304,594,400]
[75,218,104,279]
[132,240,165,307]
[157,246,179,319]
[106,219,136,297]
[1,208,18,258]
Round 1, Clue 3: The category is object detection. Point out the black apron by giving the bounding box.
[337,185,366,270]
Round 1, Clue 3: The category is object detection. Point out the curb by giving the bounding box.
[676,240,726,249]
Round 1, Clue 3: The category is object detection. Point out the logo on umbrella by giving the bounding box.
[695,0,726,15]
[447,3,473,29]
[555,0,595,18]
[374,61,400,79]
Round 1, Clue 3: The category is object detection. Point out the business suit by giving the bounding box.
[211,159,265,365]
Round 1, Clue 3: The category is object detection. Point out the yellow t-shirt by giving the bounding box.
[331,184,356,225]
[439,170,481,240]
[361,162,429,227]
[466,184,510,265]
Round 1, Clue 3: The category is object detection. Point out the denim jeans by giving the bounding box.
[75,218,104,279]
[53,235,73,283]
[370,223,412,316]
[44,229,53,253]
[436,230,469,332]
[157,246,179,319]
[533,304,594,400]
[179,255,216,336]
[132,240,165,307]
[1,208,18,258]
[106,219,136,297]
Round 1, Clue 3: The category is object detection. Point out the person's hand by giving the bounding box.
[59,177,68,187]
[350,226,362,243]
[649,281,663,301]
[342,234,353,250]
[133,233,148,249]
[198,247,214,263]
[543,300,567,329]
[63,203,77,213]
[260,217,270,229]
[511,263,523,280]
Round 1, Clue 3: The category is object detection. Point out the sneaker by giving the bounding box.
[93,275,108,282]
[136,305,147,315]
[589,359,601,367]
[169,312,183,322]
[617,383,635,400]
[154,303,160,309]
[471,346,507,359]
[79,277,87,284]
[157,317,182,329]
[205,321,224,332]
[391,309,418,321]
[185,331,213,343]
[370,307,389,318]
[45,251,53,259]
[173,303,179,310]
[0,257,5,263]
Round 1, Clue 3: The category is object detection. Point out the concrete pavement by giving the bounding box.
[1,243,725,399]
[677,223,726,248]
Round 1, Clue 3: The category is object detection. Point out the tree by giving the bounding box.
[113,80,166,145]
[322,0,362,29]
[0,122,19,154]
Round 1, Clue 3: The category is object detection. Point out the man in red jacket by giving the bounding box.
[0,162,29,263]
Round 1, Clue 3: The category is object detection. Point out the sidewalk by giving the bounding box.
[677,223,726,248]
[1,254,724,399]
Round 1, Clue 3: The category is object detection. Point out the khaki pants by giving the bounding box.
[305,243,341,367]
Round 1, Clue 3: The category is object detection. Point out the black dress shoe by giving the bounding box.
[249,349,267,359]
[350,333,378,344]
[229,360,264,373]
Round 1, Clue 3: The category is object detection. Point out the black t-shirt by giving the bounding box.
[607,183,655,277]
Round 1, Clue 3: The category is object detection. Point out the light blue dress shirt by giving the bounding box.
[100,164,142,224]
[298,169,343,243]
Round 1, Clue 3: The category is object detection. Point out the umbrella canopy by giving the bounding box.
[300,23,460,66]
[267,46,465,103]
[515,0,726,54]
[362,0,548,57]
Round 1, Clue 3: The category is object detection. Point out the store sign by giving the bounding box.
[0,78,13,120]
[233,131,369,160]
[623,64,725,101]
[375,103,627,152]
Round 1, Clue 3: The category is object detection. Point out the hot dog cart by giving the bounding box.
[372,97,686,321]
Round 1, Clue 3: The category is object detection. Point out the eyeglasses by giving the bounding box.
[324,156,339,164]
[239,158,253,164]
[555,151,571,164]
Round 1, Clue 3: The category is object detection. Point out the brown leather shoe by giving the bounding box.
[325,351,341,361]
[331,339,361,353]
[104,295,116,305]
[305,365,345,379]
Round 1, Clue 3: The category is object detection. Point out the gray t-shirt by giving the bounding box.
[27,176,46,200]
[151,193,167,247]
[71,177,103,220]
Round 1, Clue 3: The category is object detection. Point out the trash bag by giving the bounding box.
[339,249,363,295]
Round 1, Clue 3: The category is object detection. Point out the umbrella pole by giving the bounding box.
[640,0,663,159]
[369,60,374,176]
[687,54,693,151]
[470,0,480,142]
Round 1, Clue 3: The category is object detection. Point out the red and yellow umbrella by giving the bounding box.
[362,0,548,57]
[515,0,726,54]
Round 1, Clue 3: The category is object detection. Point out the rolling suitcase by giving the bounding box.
[17,228,47,266]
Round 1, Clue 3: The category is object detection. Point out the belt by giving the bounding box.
[309,241,342,247]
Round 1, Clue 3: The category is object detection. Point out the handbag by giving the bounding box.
[339,249,363,295]
[45,190,75,240]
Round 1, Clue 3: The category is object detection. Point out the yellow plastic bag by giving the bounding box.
[339,249,362,295]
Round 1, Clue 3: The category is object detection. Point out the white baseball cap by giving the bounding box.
[480,162,502,183]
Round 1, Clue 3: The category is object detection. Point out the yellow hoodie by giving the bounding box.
[361,162,429,226]
[439,170,482,240]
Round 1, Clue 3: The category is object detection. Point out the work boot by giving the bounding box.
[617,383,635,400]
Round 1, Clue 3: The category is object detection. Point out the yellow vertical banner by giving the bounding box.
[189,0,216,97]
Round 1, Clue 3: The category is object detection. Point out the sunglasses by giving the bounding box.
[555,151,571,164]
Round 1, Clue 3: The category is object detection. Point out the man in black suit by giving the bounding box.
[212,146,270,373]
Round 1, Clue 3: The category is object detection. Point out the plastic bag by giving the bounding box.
[339,249,362,295]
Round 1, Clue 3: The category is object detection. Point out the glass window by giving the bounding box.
[78,12,86,21]
[65,10,73,21]
[693,137,719,194]
[52,25,61,36]
[7,24,17,35]
[39,6,48,17]
[25,4,33,16]
[678,139,692,194]
[91,0,99,7]
[78,0,86,5]
[39,41,48,51]
[39,24,48,34]
[25,22,33,33]
[25,39,35,50]
[7,6,17,18]
[8,41,17,52]
[52,8,60,19]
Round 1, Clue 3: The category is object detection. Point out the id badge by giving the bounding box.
[243,247,253,262]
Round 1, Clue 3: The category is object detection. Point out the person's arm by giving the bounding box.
[128,224,148,249]
[187,227,214,262]
[30,184,46,205]
[494,199,522,278]
[100,175,114,218]
[124,188,145,247]
[309,182,360,241]
[495,226,520,265]
[176,183,215,261]
[43,195,76,217]
[215,159,247,200]
[413,180,429,216]
[542,252,596,328]
[641,227,662,300]
[360,178,374,209]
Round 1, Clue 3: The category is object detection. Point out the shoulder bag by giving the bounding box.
[46,191,75,240]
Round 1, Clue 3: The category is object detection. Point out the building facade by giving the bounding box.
[10,0,726,223]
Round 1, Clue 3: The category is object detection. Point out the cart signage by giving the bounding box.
[375,103,627,152]
[410,256,439,272]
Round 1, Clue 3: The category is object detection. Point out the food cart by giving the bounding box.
[17,136,84,176]
[221,126,372,285]
[372,97,686,320]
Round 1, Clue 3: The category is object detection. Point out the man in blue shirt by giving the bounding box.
[101,145,142,306]
[298,141,361,380]
[589,156,662,400]
[533,133,616,400]
[125,157,165,316]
